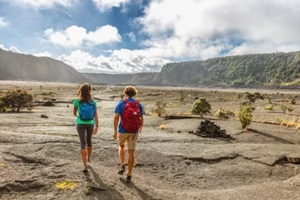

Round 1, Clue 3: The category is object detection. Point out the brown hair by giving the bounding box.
[77,83,92,102]
[123,85,138,98]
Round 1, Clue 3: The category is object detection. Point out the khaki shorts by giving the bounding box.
[118,133,139,150]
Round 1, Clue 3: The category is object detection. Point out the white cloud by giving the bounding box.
[34,51,52,58]
[59,49,170,73]
[0,44,25,54]
[138,0,300,60]
[9,46,22,53]
[3,0,300,74]
[44,26,87,48]
[44,25,121,48]
[86,25,121,45]
[92,0,130,11]
[0,17,8,27]
[8,0,77,8]
[0,44,8,50]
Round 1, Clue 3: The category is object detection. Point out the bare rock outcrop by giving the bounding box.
[195,120,232,139]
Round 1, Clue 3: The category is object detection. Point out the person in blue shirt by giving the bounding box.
[113,85,144,182]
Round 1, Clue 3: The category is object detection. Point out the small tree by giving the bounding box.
[191,97,211,118]
[238,93,258,130]
[0,97,8,113]
[179,91,187,102]
[243,92,264,104]
[154,100,167,117]
[265,104,275,111]
[238,105,254,130]
[1,88,33,112]
[280,104,294,114]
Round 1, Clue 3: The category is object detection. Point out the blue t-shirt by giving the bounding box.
[114,97,144,133]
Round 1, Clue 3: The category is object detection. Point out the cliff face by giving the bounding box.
[154,52,300,87]
[0,49,88,83]
[85,51,300,88]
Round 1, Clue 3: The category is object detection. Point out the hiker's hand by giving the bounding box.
[113,132,118,140]
[93,127,98,134]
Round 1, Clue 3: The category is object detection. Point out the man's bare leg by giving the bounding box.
[118,145,126,174]
[126,149,135,182]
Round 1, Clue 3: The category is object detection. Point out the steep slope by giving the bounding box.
[0,49,88,83]
[154,51,300,87]
[83,51,300,88]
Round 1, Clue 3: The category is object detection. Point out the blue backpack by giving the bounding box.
[79,101,96,121]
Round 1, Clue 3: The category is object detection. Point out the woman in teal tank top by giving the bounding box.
[73,83,99,173]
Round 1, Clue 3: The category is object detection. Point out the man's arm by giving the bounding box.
[139,115,144,133]
[113,113,120,139]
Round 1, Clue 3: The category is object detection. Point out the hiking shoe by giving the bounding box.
[117,165,125,175]
[126,175,131,183]
[82,165,88,173]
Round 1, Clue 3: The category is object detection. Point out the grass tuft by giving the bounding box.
[55,180,77,190]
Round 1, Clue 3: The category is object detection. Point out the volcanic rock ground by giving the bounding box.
[1,81,300,200]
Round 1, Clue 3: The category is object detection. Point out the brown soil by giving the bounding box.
[1,81,300,200]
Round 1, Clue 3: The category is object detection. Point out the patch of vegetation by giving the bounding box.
[238,105,254,130]
[191,97,211,118]
[55,180,77,190]
[0,88,33,112]
[280,104,294,114]
[277,117,300,129]
[158,51,300,87]
[153,100,167,117]
[40,91,55,96]
[238,92,262,130]
[265,104,275,111]
[214,108,235,119]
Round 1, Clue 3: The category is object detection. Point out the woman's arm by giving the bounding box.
[73,106,77,117]
[93,109,99,134]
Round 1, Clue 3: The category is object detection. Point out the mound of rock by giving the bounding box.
[195,120,232,138]
[43,101,55,106]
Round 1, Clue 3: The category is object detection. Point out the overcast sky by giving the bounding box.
[0,0,300,74]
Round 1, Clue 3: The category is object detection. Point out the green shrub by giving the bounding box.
[238,105,254,130]
[154,100,167,117]
[279,104,294,114]
[0,88,33,112]
[265,104,275,111]
[191,97,211,118]
[291,98,296,105]
[179,91,187,102]
[243,92,264,104]
[213,108,235,119]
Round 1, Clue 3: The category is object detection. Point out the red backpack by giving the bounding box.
[121,99,142,133]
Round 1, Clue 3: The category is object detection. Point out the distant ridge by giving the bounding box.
[84,51,300,88]
[0,49,88,83]
[1,49,300,88]
[152,51,300,87]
